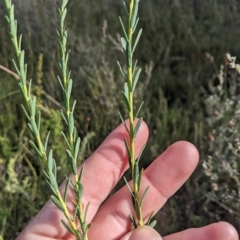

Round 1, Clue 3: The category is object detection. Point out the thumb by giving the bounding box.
[121,226,162,240]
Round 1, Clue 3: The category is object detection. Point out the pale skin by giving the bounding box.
[16,121,239,240]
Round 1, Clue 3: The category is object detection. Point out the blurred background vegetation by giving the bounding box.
[1,0,240,239]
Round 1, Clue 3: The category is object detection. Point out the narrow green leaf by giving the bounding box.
[19,34,22,52]
[79,164,85,182]
[61,0,69,10]
[67,79,72,100]
[134,102,144,119]
[27,123,33,133]
[51,195,64,211]
[133,17,140,33]
[133,59,138,76]
[147,211,154,225]
[136,144,146,163]
[72,100,76,113]
[69,112,74,135]
[49,172,58,191]
[117,61,127,80]
[74,137,81,160]
[134,198,141,220]
[29,140,42,157]
[44,131,51,152]
[149,220,157,228]
[133,117,143,138]
[52,158,57,178]
[46,180,57,196]
[60,110,68,125]
[12,59,20,75]
[30,117,38,137]
[124,82,129,97]
[134,162,139,184]
[137,168,143,191]
[130,214,137,229]
[66,150,77,175]
[119,16,128,40]
[131,0,139,29]
[57,76,64,91]
[19,50,25,77]
[132,28,142,54]
[132,68,141,92]
[64,177,70,202]
[140,186,149,207]
[121,37,127,52]
[119,112,129,133]
[48,149,53,172]
[43,170,50,179]
[21,104,30,121]
[126,41,132,67]
[121,91,130,111]
[77,181,83,200]
[30,95,36,116]
[123,177,134,197]
[84,202,90,222]
[124,138,132,159]
[61,219,75,235]
[37,111,41,132]
[61,132,71,150]
[120,0,129,15]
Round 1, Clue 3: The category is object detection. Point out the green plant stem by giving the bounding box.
[127,0,143,227]
[4,1,83,239]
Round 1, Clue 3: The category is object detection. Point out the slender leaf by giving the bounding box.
[29,140,42,157]
[64,177,70,202]
[133,117,143,138]
[119,16,128,40]
[124,138,132,159]
[134,101,144,119]
[84,202,90,221]
[130,214,137,229]
[121,0,129,15]
[74,137,81,160]
[137,168,143,191]
[123,176,134,197]
[132,68,141,91]
[61,219,75,235]
[61,131,71,150]
[121,91,130,111]
[134,198,141,220]
[133,17,139,33]
[134,162,139,184]
[51,195,64,211]
[130,0,139,28]
[121,37,127,52]
[140,186,149,207]
[147,211,154,225]
[117,61,127,80]
[44,131,51,152]
[132,28,142,53]
[149,220,157,228]
[119,112,129,133]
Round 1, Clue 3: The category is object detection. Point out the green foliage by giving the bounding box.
[0,0,240,239]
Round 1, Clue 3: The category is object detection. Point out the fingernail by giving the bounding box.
[129,226,162,240]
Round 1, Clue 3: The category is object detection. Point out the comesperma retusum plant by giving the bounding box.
[4,0,90,239]
[118,0,157,228]
[3,0,155,238]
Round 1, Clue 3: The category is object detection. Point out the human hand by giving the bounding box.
[16,121,238,240]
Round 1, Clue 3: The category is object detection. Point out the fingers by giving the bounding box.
[163,222,239,240]
[121,226,162,240]
[17,120,149,239]
[88,141,199,240]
